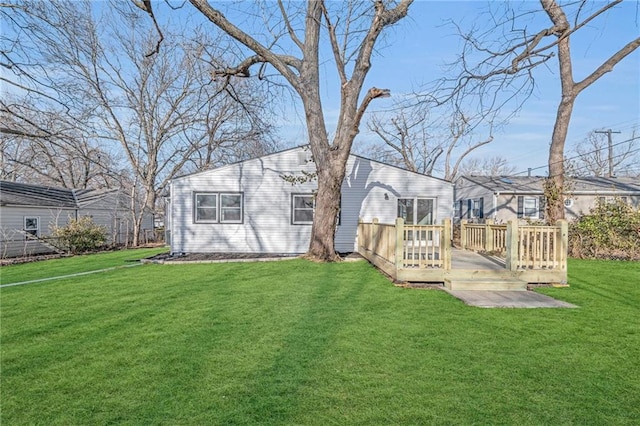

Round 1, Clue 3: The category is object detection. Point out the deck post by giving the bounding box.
[460,219,467,250]
[443,218,452,270]
[485,219,494,252]
[395,217,404,272]
[505,220,519,272]
[556,219,568,270]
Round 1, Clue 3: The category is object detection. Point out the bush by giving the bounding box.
[569,198,640,260]
[52,217,107,254]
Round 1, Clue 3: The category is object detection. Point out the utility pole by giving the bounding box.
[595,129,621,177]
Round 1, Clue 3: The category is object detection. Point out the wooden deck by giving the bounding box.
[358,219,568,288]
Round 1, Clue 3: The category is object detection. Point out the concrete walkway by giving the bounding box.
[444,289,577,308]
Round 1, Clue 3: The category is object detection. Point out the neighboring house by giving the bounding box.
[454,175,640,223]
[0,181,153,258]
[167,146,453,255]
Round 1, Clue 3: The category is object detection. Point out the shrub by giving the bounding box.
[569,198,640,260]
[52,217,107,254]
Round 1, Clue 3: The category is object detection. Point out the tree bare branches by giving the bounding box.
[441,0,640,222]
[157,0,415,260]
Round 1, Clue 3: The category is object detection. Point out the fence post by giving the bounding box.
[372,218,379,255]
[505,220,519,272]
[460,219,467,250]
[556,219,568,270]
[485,219,494,252]
[443,218,452,270]
[395,217,404,271]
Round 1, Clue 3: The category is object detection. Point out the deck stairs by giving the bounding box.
[444,277,527,291]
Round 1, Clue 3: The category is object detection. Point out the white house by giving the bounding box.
[168,146,453,255]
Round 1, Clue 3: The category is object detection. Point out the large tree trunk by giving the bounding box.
[307,164,344,261]
[546,94,575,223]
[544,7,573,224]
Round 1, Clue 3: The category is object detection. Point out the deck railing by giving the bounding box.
[461,219,568,271]
[358,218,451,275]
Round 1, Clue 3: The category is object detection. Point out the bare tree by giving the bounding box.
[458,156,517,177]
[367,103,493,181]
[137,0,414,261]
[568,130,639,177]
[7,0,275,245]
[442,0,640,223]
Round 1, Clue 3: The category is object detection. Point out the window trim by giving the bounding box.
[291,193,315,225]
[194,192,218,223]
[220,193,244,224]
[518,196,542,219]
[193,192,244,224]
[24,216,40,240]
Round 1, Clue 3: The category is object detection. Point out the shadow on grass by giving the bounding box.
[220,269,367,424]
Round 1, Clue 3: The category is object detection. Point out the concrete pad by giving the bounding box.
[444,289,577,308]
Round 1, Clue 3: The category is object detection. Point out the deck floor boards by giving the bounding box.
[450,248,505,270]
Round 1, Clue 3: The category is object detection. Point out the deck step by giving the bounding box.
[445,278,527,291]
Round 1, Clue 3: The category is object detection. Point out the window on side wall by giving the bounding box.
[24,217,39,239]
[194,193,218,223]
[220,193,243,223]
[292,194,315,225]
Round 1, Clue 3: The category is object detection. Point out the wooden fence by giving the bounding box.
[461,219,568,271]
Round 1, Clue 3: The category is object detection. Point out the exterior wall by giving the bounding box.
[79,193,154,245]
[564,194,640,220]
[170,148,453,254]
[453,177,495,222]
[0,206,75,258]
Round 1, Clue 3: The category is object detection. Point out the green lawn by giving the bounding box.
[0,247,167,285]
[1,257,639,424]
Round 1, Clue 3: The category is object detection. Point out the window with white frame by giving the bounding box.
[24,217,39,239]
[195,193,218,222]
[517,196,544,219]
[292,194,315,225]
[194,192,243,223]
[220,193,243,223]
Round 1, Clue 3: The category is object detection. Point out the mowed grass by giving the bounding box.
[1,257,639,425]
[0,247,167,285]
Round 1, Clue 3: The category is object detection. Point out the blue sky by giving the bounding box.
[274,1,640,177]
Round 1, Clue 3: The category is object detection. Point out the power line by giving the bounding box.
[511,134,640,177]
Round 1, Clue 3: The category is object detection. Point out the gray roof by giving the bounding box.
[0,181,119,208]
[460,176,640,194]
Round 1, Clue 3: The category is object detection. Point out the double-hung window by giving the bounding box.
[24,217,39,239]
[194,192,243,224]
[292,194,315,225]
[517,196,545,219]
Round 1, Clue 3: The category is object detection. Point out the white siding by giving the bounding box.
[170,148,453,254]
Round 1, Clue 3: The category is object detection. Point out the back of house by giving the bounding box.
[168,146,454,255]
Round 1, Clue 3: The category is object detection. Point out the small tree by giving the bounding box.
[52,217,107,254]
